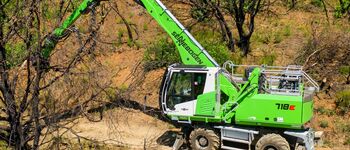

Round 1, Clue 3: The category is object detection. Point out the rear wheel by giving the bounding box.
[189,128,219,150]
[255,134,290,150]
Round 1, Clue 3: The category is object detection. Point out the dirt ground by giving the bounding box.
[71,108,173,149]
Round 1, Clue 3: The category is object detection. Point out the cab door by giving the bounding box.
[164,71,207,116]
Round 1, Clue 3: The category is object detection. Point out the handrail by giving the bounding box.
[302,71,320,92]
[222,61,320,93]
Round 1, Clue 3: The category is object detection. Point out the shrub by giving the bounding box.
[5,42,26,67]
[257,33,272,44]
[336,89,350,114]
[127,39,134,47]
[194,31,232,65]
[260,53,276,66]
[316,106,326,114]
[201,40,231,66]
[190,5,212,22]
[339,123,350,133]
[334,0,350,18]
[143,23,148,31]
[339,66,350,84]
[143,37,178,71]
[311,0,323,7]
[117,30,124,44]
[345,137,350,145]
[319,120,329,128]
[283,25,291,37]
[273,33,283,44]
[315,107,335,116]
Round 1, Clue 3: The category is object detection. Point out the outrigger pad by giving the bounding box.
[172,133,185,150]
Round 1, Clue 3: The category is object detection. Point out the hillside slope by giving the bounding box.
[57,0,350,149]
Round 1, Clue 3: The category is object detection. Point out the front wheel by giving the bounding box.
[255,133,290,150]
[189,128,219,150]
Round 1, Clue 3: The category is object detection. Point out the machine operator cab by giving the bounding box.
[160,64,219,117]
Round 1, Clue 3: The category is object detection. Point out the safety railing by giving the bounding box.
[223,61,319,96]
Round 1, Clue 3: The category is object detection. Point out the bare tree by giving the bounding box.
[0,0,114,149]
[174,0,264,55]
[176,0,235,51]
[210,1,235,51]
[227,0,263,56]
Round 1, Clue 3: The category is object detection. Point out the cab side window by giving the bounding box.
[193,73,206,98]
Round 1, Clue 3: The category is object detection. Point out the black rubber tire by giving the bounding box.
[255,134,290,150]
[189,128,220,150]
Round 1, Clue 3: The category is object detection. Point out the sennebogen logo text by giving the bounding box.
[172,31,203,64]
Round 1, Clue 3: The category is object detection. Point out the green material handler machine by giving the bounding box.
[40,0,321,149]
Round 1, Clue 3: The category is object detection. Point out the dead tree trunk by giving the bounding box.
[211,2,235,51]
[228,0,262,56]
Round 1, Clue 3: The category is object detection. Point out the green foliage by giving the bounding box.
[319,120,329,128]
[334,0,350,18]
[336,89,350,114]
[345,137,350,145]
[256,33,272,44]
[315,106,335,116]
[311,0,323,7]
[5,42,26,67]
[283,25,291,37]
[117,30,124,45]
[231,52,243,65]
[339,123,350,133]
[190,5,212,22]
[273,33,283,44]
[143,23,148,31]
[194,31,232,65]
[41,2,58,20]
[129,12,135,18]
[259,53,276,66]
[339,66,350,75]
[204,42,231,65]
[68,0,82,12]
[339,66,350,83]
[143,37,179,71]
[127,39,134,47]
[134,41,142,50]
[336,122,350,145]
[0,140,6,149]
[118,84,129,93]
[104,87,117,101]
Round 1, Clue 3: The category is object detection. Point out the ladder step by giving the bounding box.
[222,137,250,144]
[221,145,246,150]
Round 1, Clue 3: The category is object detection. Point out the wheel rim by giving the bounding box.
[264,146,277,150]
[196,135,209,148]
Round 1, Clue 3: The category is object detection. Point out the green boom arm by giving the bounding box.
[136,0,219,67]
[41,0,103,59]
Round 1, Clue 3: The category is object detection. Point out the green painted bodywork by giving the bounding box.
[235,94,304,129]
[195,92,216,116]
[302,100,313,123]
[172,67,314,129]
